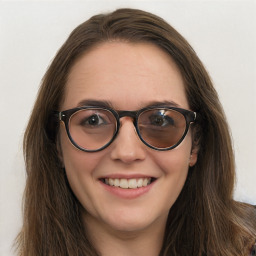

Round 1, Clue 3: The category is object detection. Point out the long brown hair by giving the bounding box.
[16,8,256,256]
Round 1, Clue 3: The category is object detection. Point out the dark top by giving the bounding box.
[250,242,256,256]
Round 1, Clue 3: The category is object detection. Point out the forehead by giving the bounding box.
[62,41,188,110]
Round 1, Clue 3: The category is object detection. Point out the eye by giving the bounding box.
[149,112,175,127]
[81,114,107,127]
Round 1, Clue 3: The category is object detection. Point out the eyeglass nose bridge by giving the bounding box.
[115,110,143,145]
[117,110,138,125]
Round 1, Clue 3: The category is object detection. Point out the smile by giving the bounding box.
[102,178,155,189]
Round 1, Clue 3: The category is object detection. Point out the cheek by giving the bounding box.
[150,134,192,204]
[58,126,102,194]
[59,127,107,213]
[59,125,100,170]
[157,150,190,188]
[153,133,192,173]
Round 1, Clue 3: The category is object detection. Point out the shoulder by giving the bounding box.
[249,241,256,256]
[249,206,256,255]
[245,205,256,256]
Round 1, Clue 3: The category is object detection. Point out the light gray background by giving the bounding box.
[0,1,255,255]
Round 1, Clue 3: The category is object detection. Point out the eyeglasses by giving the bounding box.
[56,106,197,152]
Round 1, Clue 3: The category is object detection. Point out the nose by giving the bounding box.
[110,117,146,163]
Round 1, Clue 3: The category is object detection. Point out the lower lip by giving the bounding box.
[99,180,155,199]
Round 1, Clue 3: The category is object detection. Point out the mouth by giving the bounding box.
[100,177,156,189]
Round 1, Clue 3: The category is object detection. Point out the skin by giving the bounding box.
[59,42,198,256]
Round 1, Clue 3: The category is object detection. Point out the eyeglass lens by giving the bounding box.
[69,109,117,151]
[138,109,186,149]
[68,108,187,151]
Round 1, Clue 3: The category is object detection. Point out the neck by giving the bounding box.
[83,213,167,256]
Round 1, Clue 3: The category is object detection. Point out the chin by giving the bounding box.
[107,218,153,233]
[101,207,166,233]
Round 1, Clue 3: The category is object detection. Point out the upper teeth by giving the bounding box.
[104,178,152,189]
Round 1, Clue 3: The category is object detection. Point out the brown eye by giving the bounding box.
[149,113,175,127]
[80,114,106,127]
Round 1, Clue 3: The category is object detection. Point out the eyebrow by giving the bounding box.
[77,99,114,108]
[76,99,181,110]
[144,100,181,108]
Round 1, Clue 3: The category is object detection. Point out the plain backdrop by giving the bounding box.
[0,0,255,255]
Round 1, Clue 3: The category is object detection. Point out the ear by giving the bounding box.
[189,126,201,167]
[189,145,199,167]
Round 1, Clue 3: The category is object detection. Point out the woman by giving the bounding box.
[16,8,256,256]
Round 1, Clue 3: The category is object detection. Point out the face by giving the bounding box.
[59,42,198,235]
